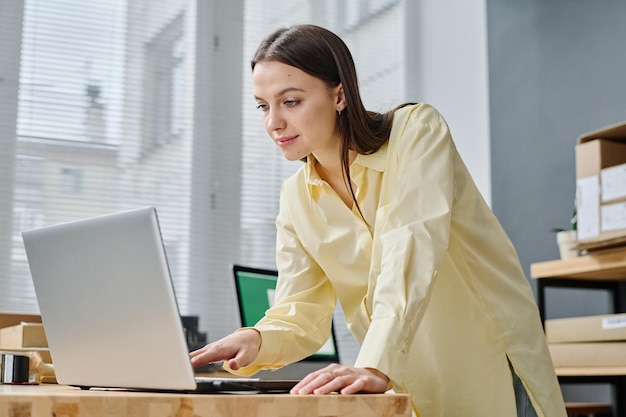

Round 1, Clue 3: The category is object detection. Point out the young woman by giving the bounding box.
[191,24,566,417]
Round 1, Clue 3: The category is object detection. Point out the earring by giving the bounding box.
[338,109,342,116]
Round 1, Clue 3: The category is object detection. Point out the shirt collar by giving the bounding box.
[306,143,387,179]
[304,143,387,198]
[305,156,323,186]
[352,142,387,172]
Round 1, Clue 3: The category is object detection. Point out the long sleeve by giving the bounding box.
[228,182,337,375]
[354,104,456,384]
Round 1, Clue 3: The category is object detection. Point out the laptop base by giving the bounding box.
[72,378,300,394]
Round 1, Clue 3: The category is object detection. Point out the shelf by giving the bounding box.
[531,247,626,281]
[556,366,626,377]
[564,402,613,416]
[531,246,626,415]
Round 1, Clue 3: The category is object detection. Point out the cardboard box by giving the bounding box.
[0,312,41,330]
[601,162,626,203]
[545,313,626,343]
[576,122,626,249]
[0,323,48,349]
[549,342,626,367]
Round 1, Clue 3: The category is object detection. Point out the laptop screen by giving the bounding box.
[232,264,339,362]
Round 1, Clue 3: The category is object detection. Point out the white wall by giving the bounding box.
[406,0,491,205]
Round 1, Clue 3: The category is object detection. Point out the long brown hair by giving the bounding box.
[251,24,406,214]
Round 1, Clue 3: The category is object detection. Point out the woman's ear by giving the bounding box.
[335,84,346,113]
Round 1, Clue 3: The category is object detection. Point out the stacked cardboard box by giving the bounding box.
[0,313,41,329]
[576,122,626,251]
[546,313,626,367]
[0,313,55,383]
[0,322,48,349]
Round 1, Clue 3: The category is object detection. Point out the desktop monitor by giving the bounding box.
[232,264,340,363]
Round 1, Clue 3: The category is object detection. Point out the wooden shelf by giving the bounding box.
[531,247,626,281]
[556,366,626,377]
[565,402,612,417]
[531,246,626,416]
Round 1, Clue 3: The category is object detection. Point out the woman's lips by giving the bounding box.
[276,136,297,147]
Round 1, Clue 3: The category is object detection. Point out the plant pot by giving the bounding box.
[556,230,578,260]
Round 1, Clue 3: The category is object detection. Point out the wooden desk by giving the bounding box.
[0,384,412,417]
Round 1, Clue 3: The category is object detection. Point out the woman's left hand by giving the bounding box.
[290,364,390,395]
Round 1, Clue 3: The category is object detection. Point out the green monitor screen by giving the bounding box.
[232,264,339,362]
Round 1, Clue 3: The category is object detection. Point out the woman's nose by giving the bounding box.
[266,109,286,132]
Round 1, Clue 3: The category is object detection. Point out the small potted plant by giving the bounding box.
[551,209,578,260]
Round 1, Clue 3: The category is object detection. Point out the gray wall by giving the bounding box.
[488,0,626,316]
[487,0,626,405]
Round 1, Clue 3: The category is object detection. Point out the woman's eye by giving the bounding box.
[256,103,268,112]
[284,99,299,107]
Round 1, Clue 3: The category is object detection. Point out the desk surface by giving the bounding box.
[0,384,412,417]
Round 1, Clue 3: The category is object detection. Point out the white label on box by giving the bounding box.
[576,176,600,240]
[601,201,626,231]
[602,316,626,330]
[601,163,626,202]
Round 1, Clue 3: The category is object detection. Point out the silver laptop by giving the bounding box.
[22,206,298,393]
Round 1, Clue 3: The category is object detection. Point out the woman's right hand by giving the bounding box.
[189,328,261,371]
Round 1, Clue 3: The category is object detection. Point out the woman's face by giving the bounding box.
[252,61,344,162]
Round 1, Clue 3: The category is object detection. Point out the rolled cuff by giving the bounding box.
[353,316,409,386]
[224,327,284,376]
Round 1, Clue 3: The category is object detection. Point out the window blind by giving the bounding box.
[0,0,405,363]
[3,0,199,316]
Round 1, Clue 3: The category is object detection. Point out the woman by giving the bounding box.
[191,24,566,417]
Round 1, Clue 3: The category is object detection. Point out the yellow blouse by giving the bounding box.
[231,103,566,417]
